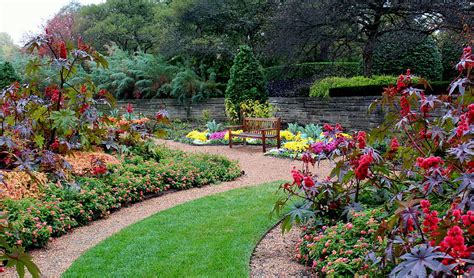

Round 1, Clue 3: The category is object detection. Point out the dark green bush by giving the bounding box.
[0,61,19,89]
[438,31,464,81]
[328,81,450,97]
[372,33,442,81]
[265,62,361,81]
[225,45,267,119]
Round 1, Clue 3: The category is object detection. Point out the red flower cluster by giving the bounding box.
[420,200,440,243]
[461,211,474,236]
[45,86,61,103]
[353,153,373,180]
[400,95,410,117]
[396,69,411,90]
[390,137,399,152]
[323,123,342,132]
[357,131,366,149]
[439,226,471,265]
[125,103,134,114]
[59,41,67,59]
[416,156,444,170]
[92,165,107,175]
[50,139,60,150]
[79,103,89,114]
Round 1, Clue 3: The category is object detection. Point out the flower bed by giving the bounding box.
[2,143,241,250]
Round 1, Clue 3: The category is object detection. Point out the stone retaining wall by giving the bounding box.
[111,96,385,130]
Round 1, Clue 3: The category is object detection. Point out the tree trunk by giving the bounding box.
[362,38,376,77]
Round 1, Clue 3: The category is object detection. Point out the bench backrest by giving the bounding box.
[242,117,281,135]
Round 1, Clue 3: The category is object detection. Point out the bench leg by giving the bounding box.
[229,133,232,148]
[277,136,281,149]
[262,135,266,153]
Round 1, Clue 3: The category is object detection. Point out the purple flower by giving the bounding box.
[311,142,325,154]
[209,131,226,140]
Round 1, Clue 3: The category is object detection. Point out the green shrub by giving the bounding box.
[0,61,19,89]
[225,45,267,121]
[265,62,361,81]
[310,75,399,97]
[372,34,442,81]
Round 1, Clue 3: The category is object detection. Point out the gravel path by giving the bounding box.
[251,223,311,278]
[4,140,332,277]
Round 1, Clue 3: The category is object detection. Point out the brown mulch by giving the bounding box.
[251,223,311,278]
[4,140,332,277]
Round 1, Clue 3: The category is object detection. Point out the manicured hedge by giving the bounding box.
[310,75,449,97]
[3,146,241,250]
[328,81,450,97]
[265,62,361,81]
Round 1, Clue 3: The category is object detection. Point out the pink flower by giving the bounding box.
[345,223,354,229]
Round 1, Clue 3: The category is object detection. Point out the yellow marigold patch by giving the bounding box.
[283,140,309,152]
[280,130,295,141]
[186,130,208,142]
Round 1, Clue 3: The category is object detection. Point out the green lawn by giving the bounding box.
[63,181,286,277]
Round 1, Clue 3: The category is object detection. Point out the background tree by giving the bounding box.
[76,0,158,53]
[225,45,267,121]
[0,33,19,60]
[265,0,472,76]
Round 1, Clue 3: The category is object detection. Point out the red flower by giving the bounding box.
[80,84,87,94]
[51,139,60,150]
[416,156,444,170]
[303,176,315,187]
[389,137,399,152]
[357,131,366,149]
[125,103,134,114]
[400,95,410,117]
[456,114,469,137]
[79,103,89,114]
[59,41,67,59]
[291,169,303,186]
[323,123,334,132]
[354,153,373,180]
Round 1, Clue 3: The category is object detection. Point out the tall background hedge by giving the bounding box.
[372,33,443,81]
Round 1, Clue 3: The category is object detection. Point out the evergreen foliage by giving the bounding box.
[372,33,443,80]
[0,61,19,89]
[225,46,267,120]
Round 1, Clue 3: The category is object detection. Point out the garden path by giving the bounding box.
[5,140,332,277]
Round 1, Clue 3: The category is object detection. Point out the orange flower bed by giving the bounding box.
[64,151,121,175]
[0,171,48,200]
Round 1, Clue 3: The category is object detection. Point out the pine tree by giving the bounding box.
[225,45,267,121]
[0,61,19,89]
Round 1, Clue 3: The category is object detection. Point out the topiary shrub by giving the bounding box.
[0,61,19,89]
[438,31,465,81]
[225,45,267,121]
[372,33,442,81]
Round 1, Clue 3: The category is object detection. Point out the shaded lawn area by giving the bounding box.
[63,181,287,277]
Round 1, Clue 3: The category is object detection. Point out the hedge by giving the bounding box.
[328,81,451,97]
[310,76,450,98]
[265,62,361,81]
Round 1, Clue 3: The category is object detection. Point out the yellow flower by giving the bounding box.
[339,133,352,139]
[280,130,295,141]
[283,140,309,152]
[186,130,208,142]
[224,130,243,140]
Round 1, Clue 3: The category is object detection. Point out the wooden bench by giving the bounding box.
[228,117,281,152]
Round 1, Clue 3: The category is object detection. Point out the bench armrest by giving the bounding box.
[227,125,243,130]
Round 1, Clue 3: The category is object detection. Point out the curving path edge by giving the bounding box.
[5,140,332,277]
